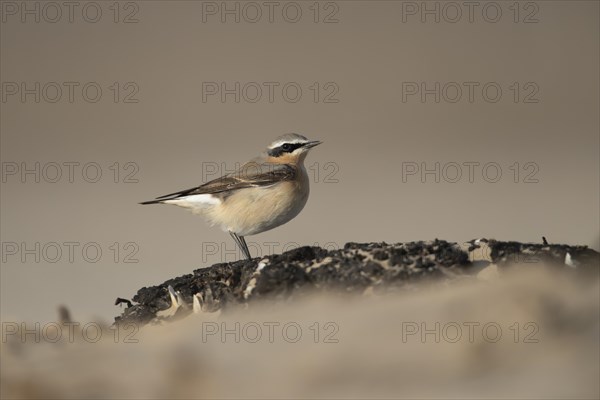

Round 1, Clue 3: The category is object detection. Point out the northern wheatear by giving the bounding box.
[140,133,321,260]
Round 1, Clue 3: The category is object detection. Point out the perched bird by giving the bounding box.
[140,133,321,260]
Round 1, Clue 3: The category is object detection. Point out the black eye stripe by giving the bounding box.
[284,143,303,152]
[268,142,305,157]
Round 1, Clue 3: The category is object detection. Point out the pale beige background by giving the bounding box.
[1,1,598,323]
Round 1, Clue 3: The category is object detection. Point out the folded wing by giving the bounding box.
[140,162,296,204]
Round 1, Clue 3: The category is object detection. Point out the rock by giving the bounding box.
[114,239,599,327]
[486,239,599,269]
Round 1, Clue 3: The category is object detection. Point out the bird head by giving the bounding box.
[265,133,321,164]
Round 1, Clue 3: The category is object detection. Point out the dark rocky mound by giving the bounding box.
[114,239,599,327]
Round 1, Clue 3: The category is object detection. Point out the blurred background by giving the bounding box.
[1,0,599,325]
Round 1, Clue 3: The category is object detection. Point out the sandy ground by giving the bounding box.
[1,264,599,399]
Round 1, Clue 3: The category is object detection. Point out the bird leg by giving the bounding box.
[229,231,251,260]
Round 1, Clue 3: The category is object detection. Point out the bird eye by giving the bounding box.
[282,143,292,152]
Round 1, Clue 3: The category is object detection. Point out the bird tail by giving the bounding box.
[139,199,164,205]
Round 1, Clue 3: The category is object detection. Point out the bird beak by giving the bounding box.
[303,140,322,149]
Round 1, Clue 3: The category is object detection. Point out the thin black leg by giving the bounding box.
[229,231,251,260]
[239,236,251,260]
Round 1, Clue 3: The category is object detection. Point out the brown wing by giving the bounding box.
[141,162,296,204]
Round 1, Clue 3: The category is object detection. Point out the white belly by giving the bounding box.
[216,180,309,236]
